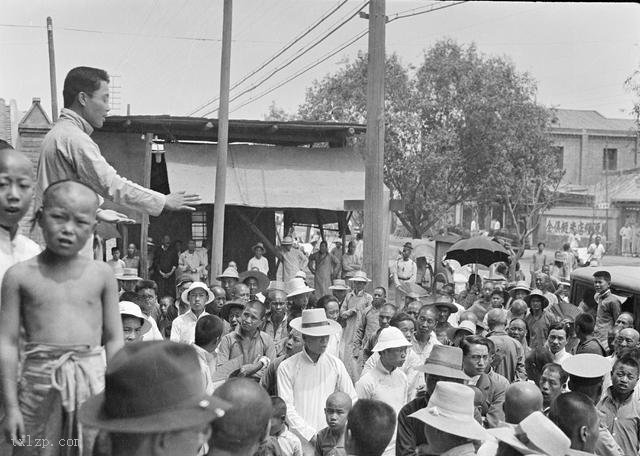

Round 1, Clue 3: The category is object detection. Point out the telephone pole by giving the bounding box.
[210,0,233,278]
[363,0,387,287]
[46,17,58,121]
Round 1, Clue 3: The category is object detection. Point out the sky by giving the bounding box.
[1,1,639,122]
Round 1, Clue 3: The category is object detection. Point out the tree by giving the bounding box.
[296,41,559,239]
[264,101,297,121]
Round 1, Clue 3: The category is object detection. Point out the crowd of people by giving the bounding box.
[0,66,638,456]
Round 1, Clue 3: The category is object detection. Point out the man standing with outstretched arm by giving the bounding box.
[36,66,200,256]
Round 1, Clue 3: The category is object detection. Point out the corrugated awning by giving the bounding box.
[164,143,366,211]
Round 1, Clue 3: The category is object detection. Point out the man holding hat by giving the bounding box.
[277,236,308,282]
[247,242,269,275]
[277,308,357,444]
[396,345,470,456]
[79,341,230,456]
[356,327,413,456]
[170,281,213,344]
[393,242,417,308]
[409,382,490,456]
[524,289,556,350]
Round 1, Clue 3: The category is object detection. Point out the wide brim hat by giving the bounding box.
[239,270,269,293]
[181,281,215,305]
[216,267,239,280]
[414,345,470,380]
[281,236,294,245]
[372,327,413,352]
[79,341,230,433]
[289,308,341,336]
[219,300,245,321]
[403,242,413,250]
[252,242,265,251]
[422,294,457,312]
[286,277,315,298]
[561,353,610,380]
[409,381,489,441]
[329,279,349,290]
[509,281,531,298]
[445,320,476,343]
[349,271,371,282]
[114,268,142,281]
[488,411,570,456]
[524,289,549,309]
[294,270,307,280]
[266,280,287,294]
[119,301,152,335]
[554,251,566,263]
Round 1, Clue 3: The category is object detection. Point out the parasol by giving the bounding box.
[397,282,429,299]
[445,236,510,267]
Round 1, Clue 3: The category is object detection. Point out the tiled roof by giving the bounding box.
[549,109,637,133]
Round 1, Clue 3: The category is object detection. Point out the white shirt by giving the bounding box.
[552,348,572,365]
[170,310,209,344]
[356,359,408,456]
[0,228,41,308]
[588,243,606,260]
[247,256,269,275]
[327,326,342,358]
[393,257,416,285]
[361,347,424,400]
[277,348,357,441]
[412,332,441,364]
[142,315,164,341]
[448,301,466,327]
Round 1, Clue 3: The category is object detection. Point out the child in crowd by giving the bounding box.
[106,246,125,274]
[119,300,151,344]
[0,180,123,455]
[194,314,225,393]
[311,391,352,456]
[269,396,303,456]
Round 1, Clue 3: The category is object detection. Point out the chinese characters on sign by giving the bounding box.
[545,217,607,237]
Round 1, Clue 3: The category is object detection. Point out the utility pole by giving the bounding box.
[363,0,387,288]
[210,0,233,279]
[46,16,58,122]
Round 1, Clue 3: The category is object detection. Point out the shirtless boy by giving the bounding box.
[0,180,123,455]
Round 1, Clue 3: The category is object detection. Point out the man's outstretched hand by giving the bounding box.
[164,191,201,211]
[97,209,136,224]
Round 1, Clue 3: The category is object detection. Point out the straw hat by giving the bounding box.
[294,270,307,280]
[445,320,476,342]
[119,301,151,335]
[239,270,269,293]
[286,278,315,298]
[289,308,341,337]
[409,382,489,441]
[79,341,230,433]
[216,267,239,280]
[281,236,294,245]
[328,279,349,291]
[115,268,142,281]
[414,345,470,380]
[266,281,287,294]
[252,242,265,252]
[219,300,245,321]
[372,327,413,352]
[422,294,457,312]
[489,411,570,456]
[524,289,549,309]
[181,281,215,305]
[508,281,531,298]
[349,271,371,282]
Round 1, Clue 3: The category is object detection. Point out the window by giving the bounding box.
[551,145,564,170]
[191,210,207,246]
[603,148,617,171]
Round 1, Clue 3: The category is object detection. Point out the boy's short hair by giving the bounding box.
[42,179,99,208]
[537,242,545,248]
[389,312,415,329]
[135,280,158,294]
[270,396,286,417]
[614,350,640,372]
[593,270,611,282]
[246,300,267,319]
[541,362,569,385]
[119,291,144,307]
[194,315,224,347]
[347,399,395,456]
[462,335,493,356]
[574,313,595,336]
[548,322,567,337]
[63,66,109,108]
[111,247,120,254]
[374,286,387,297]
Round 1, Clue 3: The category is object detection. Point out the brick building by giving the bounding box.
[0,98,25,147]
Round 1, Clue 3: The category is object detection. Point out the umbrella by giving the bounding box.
[445,236,510,267]
[397,282,429,299]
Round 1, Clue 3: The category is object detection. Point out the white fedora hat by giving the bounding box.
[328,279,349,290]
[286,278,315,298]
[115,268,142,281]
[349,271,371,282]
[216,267,239,280]
[294,270,307,280]
[289,308,341,337]
[119,301,151,335]
[181,281,215,305]
[373,327,413,352]
[409,382,489,441]
[489,411,570,456]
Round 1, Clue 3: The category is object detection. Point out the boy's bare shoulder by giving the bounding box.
[4,255,39,279]
[85,258,116,276]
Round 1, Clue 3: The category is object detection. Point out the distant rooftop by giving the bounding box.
[549,108,637,133]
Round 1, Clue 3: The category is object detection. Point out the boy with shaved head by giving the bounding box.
[0,180,123,455]
[312,391,352,456]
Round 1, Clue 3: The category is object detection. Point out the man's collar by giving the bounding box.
[60,108,94,135]
[302,346,324,363]
[235,325,260,340]
[185,309,208,321]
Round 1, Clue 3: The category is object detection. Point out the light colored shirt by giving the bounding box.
[361,347,424,399]
[411,332,441,364]
[262,315,289,357]
[598,387,640,456]
[248,255,269,275]
[356,359,408,456]
[36,108,166,216]
[275,424,303,456]
[169,310,209,344]
[277,348,357,441]
[393,258,417,285]
[142,315,164,341]
[278,247,308,282]
[193,344,216,395]
[327,326,342,359]
[588,242,606,260]
[552,348,572,365]
[594,290,622,349]
[341,253,361,278]
[0,228,41,309]
[179,250,207,281]
[217,327,276,379]
[106,258,125,274]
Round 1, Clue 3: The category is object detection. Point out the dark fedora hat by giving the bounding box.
[219,300,246,321]
[79,341,229,433]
